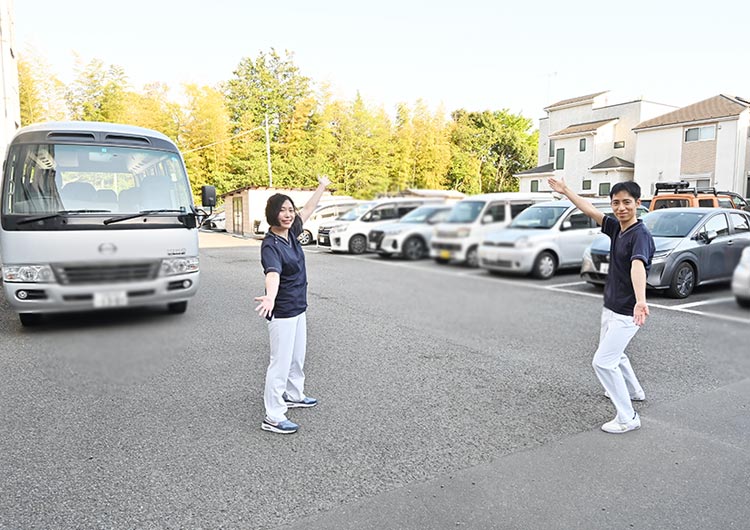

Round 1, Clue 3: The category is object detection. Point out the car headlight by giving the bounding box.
[160,257,199,276]
[652,249,673,262]
[330,225,349,234]
[457,228,471,238]
[2,264,55,283]
[514,237,535,249]
[384,228,402,236]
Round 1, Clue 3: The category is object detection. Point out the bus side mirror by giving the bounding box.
[201,186,216,208]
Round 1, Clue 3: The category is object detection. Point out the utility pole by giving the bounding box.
[264,114,273,187]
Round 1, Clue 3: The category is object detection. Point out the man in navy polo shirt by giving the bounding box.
[548,177,655,434]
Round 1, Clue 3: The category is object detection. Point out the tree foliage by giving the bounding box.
[18,48,538,202]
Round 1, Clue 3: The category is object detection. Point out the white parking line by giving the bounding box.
[315,252,750,325]
[671,297,736,309]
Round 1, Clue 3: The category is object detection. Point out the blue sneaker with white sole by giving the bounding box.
[261,417,299,434]
[283,394,318,408]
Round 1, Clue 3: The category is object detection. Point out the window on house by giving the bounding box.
[582,180,592,190]
[613,141,625,149]
[685,125,716,142]
[599,182,611,196]
[579,138,586,152]
[555,148,565,170]
[549,139,555,158]
[530,180,539,192]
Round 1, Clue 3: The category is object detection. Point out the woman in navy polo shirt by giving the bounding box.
[254,175,330,434]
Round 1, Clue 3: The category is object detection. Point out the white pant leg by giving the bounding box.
[285,312,307,401]
[264,314,302,423]
[592,308,641,423]
[598,311,644,397]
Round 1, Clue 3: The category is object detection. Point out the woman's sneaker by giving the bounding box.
[261,417,299,434]
[283,394,318,408]
[601,413,641,434]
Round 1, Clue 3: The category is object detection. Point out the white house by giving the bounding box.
[633,94,750,198]
[516,91,677,197]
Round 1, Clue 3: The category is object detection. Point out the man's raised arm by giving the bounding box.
[547,176,605,226]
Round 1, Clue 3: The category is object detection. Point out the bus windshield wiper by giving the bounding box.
[16,210,112,225]
[103,209,187,225]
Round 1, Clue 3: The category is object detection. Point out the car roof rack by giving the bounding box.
[653,181,721,197]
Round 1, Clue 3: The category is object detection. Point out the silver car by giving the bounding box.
[732,247,750,308]
[582,207,750,298]
[368,205,452,260]
[478,199,613,279]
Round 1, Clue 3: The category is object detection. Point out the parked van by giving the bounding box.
[649,181,750,212]
[430,192,554,267]
[0,121,215,326]
[298,198,362,245]
[322,197,446,254]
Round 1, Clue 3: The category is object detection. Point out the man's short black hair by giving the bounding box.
[265,193,297,227]
[609,181,641,201]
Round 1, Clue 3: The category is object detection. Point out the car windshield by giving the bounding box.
[400,206,445,223]
[509,206,569,229]
[642,210,704,237]
[338,202,373,221]
[2,143,193,216]
[444,201,484,223]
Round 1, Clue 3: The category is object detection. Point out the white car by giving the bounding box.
[367,204,453,260]
[430,192,554,267]
[298,199,361,245]
[324,198,445,254]
[203,211,226,231]
[479,199,619,279]
[732,246,750,308]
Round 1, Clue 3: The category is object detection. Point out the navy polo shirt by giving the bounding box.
[260,216,308,319]
[601,215,655,316]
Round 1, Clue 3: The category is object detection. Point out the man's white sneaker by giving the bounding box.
[601,413,641,434]
[604,390,646,402]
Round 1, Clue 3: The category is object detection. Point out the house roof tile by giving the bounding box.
[590,156,634,170]
[544,91,608,110]
[516,163,554,176]
[550,118,617,137]
[634,94,750,130]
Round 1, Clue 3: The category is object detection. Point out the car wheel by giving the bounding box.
[403,237,426,260]
[19,313,42,326]
[532,251,557,279]
[736,297,750,309]
[349,235,367,254]
[167,301,188,314]
[465,246,479,268]
[667,262,695,298]
[297,230,313,246]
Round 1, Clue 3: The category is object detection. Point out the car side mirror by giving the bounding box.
[703,230,718,243]
[201,185,216,208]
[561,220,572,230]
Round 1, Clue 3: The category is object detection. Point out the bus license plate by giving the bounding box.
[93,291,128,308]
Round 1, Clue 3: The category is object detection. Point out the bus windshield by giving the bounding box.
[2,143,193,217]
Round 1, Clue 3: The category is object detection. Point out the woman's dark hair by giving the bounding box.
[265,193,297,227]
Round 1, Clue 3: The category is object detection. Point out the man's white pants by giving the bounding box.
[264,312,307,423]
[592,308,644,423]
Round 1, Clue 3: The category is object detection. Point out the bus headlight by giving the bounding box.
[2,265,55,283]
[160,257,199,276]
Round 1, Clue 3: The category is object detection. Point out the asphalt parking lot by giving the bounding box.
[2,232,749,529]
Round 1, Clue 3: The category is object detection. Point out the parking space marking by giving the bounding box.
[671,297,736,309]
[315,252,750,325]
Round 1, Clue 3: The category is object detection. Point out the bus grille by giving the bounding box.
[53,262,160,285]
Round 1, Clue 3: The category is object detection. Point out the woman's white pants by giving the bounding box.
[264,312,307,423]
[592,308,644,423]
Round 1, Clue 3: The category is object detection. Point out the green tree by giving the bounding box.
[66,57,129,122]
[122,82,182,139]
[18,48,67,125]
